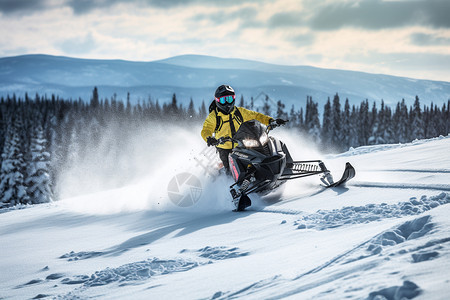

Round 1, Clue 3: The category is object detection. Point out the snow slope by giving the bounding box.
[0,134,449,299]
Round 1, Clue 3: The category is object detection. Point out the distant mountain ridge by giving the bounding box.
[0,54,449,110]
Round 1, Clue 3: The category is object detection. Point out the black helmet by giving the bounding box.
[214,84,235,114]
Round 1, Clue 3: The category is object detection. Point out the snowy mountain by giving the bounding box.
[1,54,449,110]
[1,129,449,299]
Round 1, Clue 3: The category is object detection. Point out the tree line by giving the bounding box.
[278,94,449,152]
[0,88,448,208]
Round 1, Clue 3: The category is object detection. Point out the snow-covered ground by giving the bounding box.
[1,133,449,299]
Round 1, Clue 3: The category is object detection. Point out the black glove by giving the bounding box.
[269,118,287,127]
[275,118,287,125]
[206,136,218,147]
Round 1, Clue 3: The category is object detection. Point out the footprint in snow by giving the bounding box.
[59,250,104,261]
[367,280,421,300]
[180,246,250,260]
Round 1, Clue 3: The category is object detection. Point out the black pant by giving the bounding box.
[216,147,232,170]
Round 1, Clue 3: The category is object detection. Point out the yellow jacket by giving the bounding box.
[201,106,273,149]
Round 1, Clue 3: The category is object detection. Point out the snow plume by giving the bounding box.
[57,121,329,215]
[272,127,335,198]
[57,121,235,214]
[275,127,324,161]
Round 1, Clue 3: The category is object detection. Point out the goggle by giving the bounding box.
[215,95,235,104]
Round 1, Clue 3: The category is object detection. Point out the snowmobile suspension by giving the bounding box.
[279,160,329,181]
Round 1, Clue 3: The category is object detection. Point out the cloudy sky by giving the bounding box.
[1,0,450,81]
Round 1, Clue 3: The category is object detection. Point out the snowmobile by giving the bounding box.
[217,120,355,211]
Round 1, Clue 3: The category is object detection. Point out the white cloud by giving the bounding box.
[0,0,449,81]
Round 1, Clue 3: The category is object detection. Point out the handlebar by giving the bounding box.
[217,136,237,145]
[267,119,289,132]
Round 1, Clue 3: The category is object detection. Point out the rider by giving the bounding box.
[201,84,286,172]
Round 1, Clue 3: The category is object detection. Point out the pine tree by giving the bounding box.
[298,107,304,131]
[392,102,401,143]
[0,122,29,207]
[91,87,100,109]
[368,102,379,145]
[349,105,359,147]
[170,93,179,118]
[239,95,245,108]
[172,93,178,111]
[305,97,321,144]
[126,92,132,117]
[288,105,297,129]
[331,93,342,149]
[262,96,271,116]
[187,98,196,120]
[441,100,449,136]
[26,126,53,204]
[199,100,207,119]
[426,103,439,138]
[410,96,425,140]
[383,104,394,143]
[436,103,446,136]
[134,99,144,122]
[358,100,370,146]
[154,99,162,119]
[341,98,351,149]
[276,100,287,120]
[398,99,409,142]
[321,98,332,148]
[0,108,5,155]
[369,100,391,145]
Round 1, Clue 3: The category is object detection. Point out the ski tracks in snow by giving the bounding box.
[351,167,450,192]
[351,182,450,191]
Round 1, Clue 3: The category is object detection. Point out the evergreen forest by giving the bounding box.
[0,87,449,208]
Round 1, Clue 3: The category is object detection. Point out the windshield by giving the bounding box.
[234,120,268,148]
